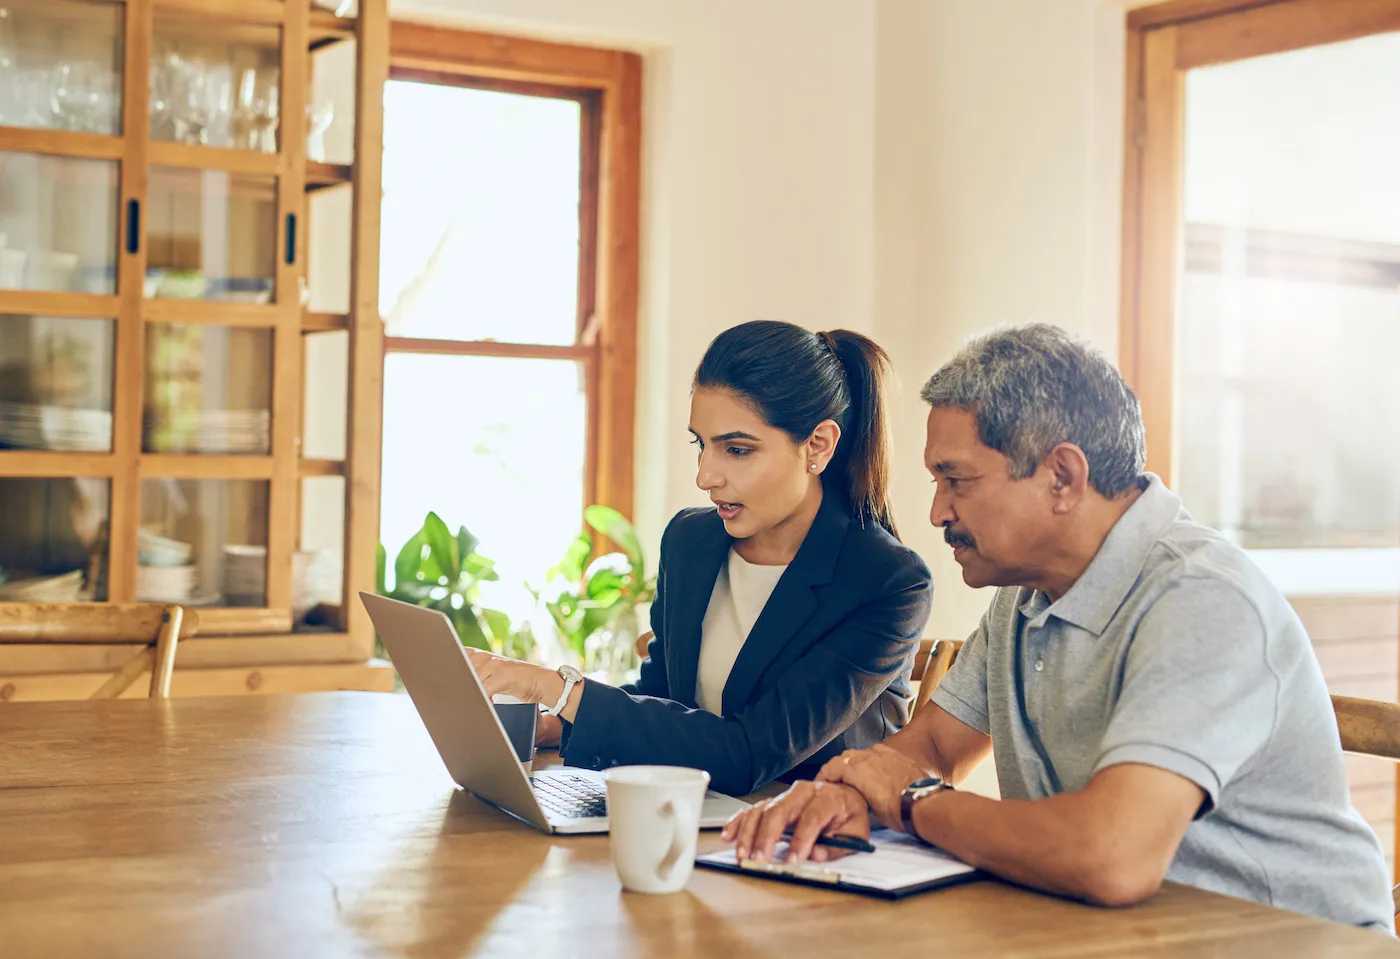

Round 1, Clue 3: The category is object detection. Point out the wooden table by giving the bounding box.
[0,693,1395,958]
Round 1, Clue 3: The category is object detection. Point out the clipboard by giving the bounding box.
[694,828,982,900]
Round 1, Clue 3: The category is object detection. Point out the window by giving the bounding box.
[381,27,640,617]
[1123,0,1400,871]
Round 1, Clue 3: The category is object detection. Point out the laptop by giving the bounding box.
[360,591,750,834]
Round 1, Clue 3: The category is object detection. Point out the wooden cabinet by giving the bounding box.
[0,0,389,699]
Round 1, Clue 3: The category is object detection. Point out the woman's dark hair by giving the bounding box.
[694,320,899,538]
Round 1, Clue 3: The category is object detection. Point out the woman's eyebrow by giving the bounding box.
[711,431,761,443]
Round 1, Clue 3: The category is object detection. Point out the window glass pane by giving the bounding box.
[0,314,113,452]
[143,324,271,454]
[1180,31,1400,871]
[380,81,582,345]
[380,354,586,619]
[309,37,355,166]
[0,0,124,135]
[147,167,277,303]
[0,477,108,601]
[0,151,118,294]
[140,478,268,605]
[151,12,280,152]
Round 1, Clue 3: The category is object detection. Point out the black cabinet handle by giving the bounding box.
[126,199,140,254]
[285,213,297,265]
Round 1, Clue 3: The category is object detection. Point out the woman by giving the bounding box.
[468,320,932,796]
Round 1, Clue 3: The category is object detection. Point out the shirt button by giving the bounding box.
[1033,660,1045,672]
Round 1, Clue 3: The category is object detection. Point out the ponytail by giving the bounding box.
[693,320,900,540]
[824,330,898,538]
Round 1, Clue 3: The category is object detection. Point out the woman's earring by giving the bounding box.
[810,463,818,472]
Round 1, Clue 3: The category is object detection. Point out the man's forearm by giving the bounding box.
[910,790,1157,906]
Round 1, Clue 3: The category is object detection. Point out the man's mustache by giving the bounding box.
[944,526,976,550]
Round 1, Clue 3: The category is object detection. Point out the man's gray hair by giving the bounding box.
[920,324,1146,497]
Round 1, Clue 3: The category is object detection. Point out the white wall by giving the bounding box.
[873,0,1126,640]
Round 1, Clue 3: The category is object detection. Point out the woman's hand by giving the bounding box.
[720,781,870,864]
[464,648,557,705]
[535,712,564,748]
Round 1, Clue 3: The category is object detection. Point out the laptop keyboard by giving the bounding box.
[531,773,609,820]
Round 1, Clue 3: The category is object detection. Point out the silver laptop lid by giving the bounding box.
[358,591,548,830]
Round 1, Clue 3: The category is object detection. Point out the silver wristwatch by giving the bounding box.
[547,664,583,716]
[899,776,953,836]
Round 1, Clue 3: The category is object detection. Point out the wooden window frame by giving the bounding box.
[381,23,640,551]
[1120,0,1400,483]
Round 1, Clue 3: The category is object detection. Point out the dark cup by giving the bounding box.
[493,700,538,763]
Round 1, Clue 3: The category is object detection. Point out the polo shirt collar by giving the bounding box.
[1041,473,1182,635]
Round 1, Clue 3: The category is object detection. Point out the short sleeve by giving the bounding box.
[1093,578,1279,816]
[928,614,992,736]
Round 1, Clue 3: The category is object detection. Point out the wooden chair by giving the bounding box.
[634,630,653,661]
[0,603,198,700]
[912,638,963,716]
[1330,694,1400,918]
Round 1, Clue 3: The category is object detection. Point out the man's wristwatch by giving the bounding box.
[899,776,953,836]
[548,664,583,716]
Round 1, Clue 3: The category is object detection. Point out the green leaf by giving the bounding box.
[393,531,426,590]
[456,525,480,563]
[584,505,645,572]
[480,607,512,650]
[584,567,625,603]
[375,542,387,595]
[452,607,491,651]
[547,534,593,584]
[422,512,459,578]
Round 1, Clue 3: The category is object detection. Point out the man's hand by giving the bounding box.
[817,744,928,829]
[535,712,563,748]
[721,781,870,864]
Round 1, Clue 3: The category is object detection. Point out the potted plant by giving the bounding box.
[536,506,656,684]
[375,511,535,661]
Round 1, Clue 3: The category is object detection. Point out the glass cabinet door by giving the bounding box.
[0,0,124,136]
[0,152,119,294]
[146,167,278,303]
[0,477,110,601]
[0,313,114,452]
[150,11,281,152]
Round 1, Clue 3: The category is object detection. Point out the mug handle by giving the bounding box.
[655,799,697,881]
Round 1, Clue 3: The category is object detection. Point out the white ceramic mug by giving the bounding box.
[604,765,710,894]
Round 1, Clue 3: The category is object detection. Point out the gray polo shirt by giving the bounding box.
[931,475,1393,931]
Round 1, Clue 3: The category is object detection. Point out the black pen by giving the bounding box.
[781,831,877,854]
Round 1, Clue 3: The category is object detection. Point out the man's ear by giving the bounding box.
[1044,443,1090,514]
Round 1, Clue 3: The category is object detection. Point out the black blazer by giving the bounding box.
[561,492,933,795]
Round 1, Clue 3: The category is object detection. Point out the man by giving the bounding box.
[724,324,1393,930]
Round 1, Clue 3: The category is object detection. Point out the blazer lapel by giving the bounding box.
[667,513,732,707]
[719,493,850,715]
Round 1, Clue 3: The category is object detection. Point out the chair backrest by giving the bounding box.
[912,639,963,716]
[0,603,198,700]
[1328,694,1400,918]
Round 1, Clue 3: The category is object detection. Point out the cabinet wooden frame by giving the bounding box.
[0,1,389,677]
[385,20,643,553]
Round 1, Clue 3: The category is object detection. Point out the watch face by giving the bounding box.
[558,665,583,682]
[907,776,945,790]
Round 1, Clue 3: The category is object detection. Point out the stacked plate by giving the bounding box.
[0,402,112,451]
[143,409,270,454]
[223,545,268,606]
[137,564,198,603]
[0,569,85,602]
